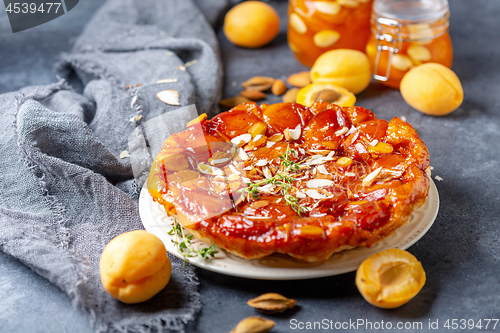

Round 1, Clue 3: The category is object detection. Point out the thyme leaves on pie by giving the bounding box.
[168,216,218,268]
[240,148,307,216]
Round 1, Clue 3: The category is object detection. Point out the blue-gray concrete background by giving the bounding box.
[1,1,499,332]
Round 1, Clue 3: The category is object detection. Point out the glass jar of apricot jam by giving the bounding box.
[366,0,453,89]
[288,0,374,67]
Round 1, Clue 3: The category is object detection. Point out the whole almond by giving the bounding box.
[287,71,311,88]
[282,88,300,103]
[242,76,274,91]
[240,90,266,101]
[230,316,275,333]
[219,96,252,108]
[247,293,297,315]
[271,79,287,96]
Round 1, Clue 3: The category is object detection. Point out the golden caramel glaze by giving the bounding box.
[147,102,430,262]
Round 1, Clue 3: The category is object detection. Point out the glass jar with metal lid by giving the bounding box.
[366,0,453,88]
[288,0,374,67]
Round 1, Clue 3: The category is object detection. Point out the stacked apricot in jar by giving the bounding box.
[366,22,453,89]
[365,0,454,89]
[288,0,374,67]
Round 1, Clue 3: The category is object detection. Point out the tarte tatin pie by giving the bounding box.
[147,102,430,262]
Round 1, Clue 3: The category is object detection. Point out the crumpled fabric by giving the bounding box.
[0,0,226,331]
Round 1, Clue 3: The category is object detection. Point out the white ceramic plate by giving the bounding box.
[139,180,439,280]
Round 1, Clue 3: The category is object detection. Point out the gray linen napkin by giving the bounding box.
[0,0,226,331]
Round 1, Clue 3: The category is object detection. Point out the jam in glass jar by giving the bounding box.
[288,0,374,67]
[366,0,453,89]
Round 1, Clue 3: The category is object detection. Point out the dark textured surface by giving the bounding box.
[1,0,499,332]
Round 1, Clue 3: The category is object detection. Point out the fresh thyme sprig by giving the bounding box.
[279,149,301,173]
[284,193,305,215]
[168,216,218,268]
[240,181,262,202]
[239,148,307,216]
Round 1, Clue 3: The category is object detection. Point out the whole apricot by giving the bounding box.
[100,230,171,304]
[223,1,280,48]
[400,63,463,116]
[355,249,426,309]
[310,49,372,94]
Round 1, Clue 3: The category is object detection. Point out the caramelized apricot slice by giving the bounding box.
[344,201,390,231]
[356,249,426,309]
[342,119,389,161]
[357,119,389,142]
[386,117,430,170]
[343,106,376,125]
[372,153,406,171]
[262,103,314,136]
[303,107,350,149]
[157,153,188,172]
[231,102,263,118]
[308,100,343,115]
[186,113,207,127]
[208,109,264,139]
[174,126,227,158]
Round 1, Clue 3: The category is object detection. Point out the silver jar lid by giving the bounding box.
[374,0,449,23]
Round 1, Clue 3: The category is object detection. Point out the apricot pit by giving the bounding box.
[296,82,355,107]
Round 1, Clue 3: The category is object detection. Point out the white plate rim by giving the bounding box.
[139,180,439,280]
